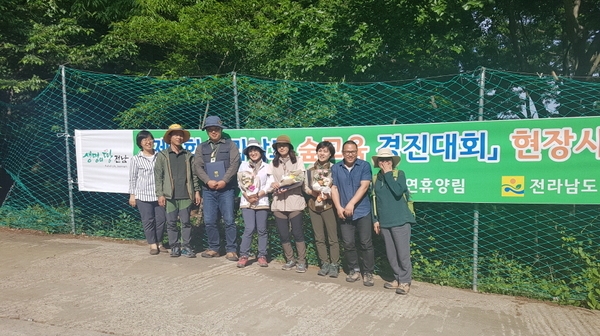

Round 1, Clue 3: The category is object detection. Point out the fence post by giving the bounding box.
[60,65,76,234]
[473,67,486,292]
[232,72,240,129]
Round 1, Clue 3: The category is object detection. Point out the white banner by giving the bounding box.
[74,130,134,193]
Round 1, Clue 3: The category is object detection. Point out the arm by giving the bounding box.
[331,185,345,219]
[192,145,211,184]
[128,156,138,207]
[303,169,312,195]
[331,165,345,218]
[343,180,370,217]
[154,153,166,207]
[384,170,408,198]
[190,156,202,205]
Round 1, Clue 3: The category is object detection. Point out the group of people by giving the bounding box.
[128,116,416,295]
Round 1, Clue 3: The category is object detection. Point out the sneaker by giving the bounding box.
[317,263,330,276]
[296,263,307,273]
[200,250,219,258]
[363,272,374,287]
[346,270,360,282]
[181,246,196,258]
[170,246,181,257]
[384,280,399,289]
[257,256,268,267]
[396,283,410,295]
[225,252,239,261]
[237,256,249,268]
[328,264,339,278]
[282,260,296,271]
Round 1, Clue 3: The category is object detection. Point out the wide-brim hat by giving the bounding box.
[202,115,226,130]
[272,134,294,151]
[163,124,191,144]
[372,148,400,167]
[243,139,265,156]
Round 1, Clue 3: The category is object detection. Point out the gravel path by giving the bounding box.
[0,228,598,336]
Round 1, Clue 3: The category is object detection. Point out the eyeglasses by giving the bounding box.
[342,150,357,155]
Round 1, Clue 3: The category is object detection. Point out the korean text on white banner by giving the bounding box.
[74,130,134,193]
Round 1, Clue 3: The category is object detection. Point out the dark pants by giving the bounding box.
[308,207,339,265]
[340,214,374,273]
[381,224,412,284]
[274,211,306,264]
[274,211,304,244]
[137,200,166,245]
[239,209,269,258]
[203,187,237,253]
[165,199,192,248]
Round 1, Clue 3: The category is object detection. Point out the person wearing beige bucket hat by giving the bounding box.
[163,124,191,144]
[154,124,201,258]
[371,148,400,168]
[371,147,416,295]
[267,134,308,273]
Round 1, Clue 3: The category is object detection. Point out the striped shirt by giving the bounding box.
[129,151,159,202]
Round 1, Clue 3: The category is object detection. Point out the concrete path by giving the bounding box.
[0,228,598,336]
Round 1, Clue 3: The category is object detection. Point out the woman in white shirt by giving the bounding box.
[236,139,270,268]
[128,131,166,255]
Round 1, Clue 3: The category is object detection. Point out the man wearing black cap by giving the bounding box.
[193,116,241,260]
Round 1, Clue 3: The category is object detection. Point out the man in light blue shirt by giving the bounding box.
[331,140,375,286]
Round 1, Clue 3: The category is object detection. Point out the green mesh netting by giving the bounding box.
[1,67,599,306]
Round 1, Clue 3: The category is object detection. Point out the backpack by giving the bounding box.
[372,170,415,218]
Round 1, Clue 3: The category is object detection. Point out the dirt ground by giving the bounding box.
[1,227,599,336]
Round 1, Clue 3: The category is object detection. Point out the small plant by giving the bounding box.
[561,235,600,309]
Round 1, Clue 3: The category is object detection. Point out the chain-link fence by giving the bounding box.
[1,67,599,307]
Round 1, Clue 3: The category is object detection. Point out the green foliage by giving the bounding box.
[561,235,600,309]
[411,237,472,288]
[83,210,143,239]
[0,205,72,234]
[114,76,230,129]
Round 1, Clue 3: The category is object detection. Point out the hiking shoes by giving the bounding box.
[384,280,400,289]
[225,252,239,261]
[396,283,411,295]
[317,263,330,276]
[170,246,181,257]
[296,264,307,273]
[328,264,339,278]
[257,256,268,267]
[237,256,249,268]
[346,270,360,282]
[181,246,196,258]
[363,272,374,287]
[282,260,296,271]
[200,250,219,258]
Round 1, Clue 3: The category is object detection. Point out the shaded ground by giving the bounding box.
[0,227,599,336]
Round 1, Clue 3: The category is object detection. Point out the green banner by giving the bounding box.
[144,116,600,204]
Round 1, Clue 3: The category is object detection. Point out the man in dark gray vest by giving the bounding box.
[193,116,241,261]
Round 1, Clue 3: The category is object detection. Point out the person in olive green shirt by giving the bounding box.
[371,148,416,295]
[155,124,201,258]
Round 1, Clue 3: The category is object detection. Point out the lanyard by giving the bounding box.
[209,142,220,162]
